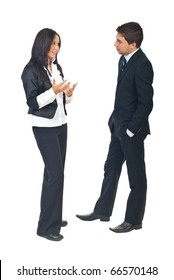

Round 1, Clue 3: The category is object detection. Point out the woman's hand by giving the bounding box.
[52,79,70,94]
[64,83,78,97]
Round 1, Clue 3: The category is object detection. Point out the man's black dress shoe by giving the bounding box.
[110,221,142,233]
[61,220,68,227]
[76,212,110,221]
[38,233,64,241]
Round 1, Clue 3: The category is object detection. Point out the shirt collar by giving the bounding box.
[124,48,139,63]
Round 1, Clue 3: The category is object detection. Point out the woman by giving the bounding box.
[21,28,77,241]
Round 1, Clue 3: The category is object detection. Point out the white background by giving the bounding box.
[0,0,173,279]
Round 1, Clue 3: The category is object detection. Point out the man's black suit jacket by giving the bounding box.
[108,48,154,140]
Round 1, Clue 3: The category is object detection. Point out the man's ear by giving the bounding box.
[130,42,137,50]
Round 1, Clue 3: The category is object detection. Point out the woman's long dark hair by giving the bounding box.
[29,28,64,78]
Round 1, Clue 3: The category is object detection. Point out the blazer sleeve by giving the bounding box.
[21,65,41,111]
[127,59,154,134]
[21,64,54,111]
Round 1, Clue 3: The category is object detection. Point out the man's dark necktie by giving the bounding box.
[121,57,127,72]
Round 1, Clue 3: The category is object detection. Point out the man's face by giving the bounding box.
[114,32,136,55]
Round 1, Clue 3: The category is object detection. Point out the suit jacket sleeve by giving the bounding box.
[21,65,41,111]
[21,64,54,111]
[127,59,154,134]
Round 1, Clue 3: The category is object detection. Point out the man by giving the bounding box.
[76,22,154,233]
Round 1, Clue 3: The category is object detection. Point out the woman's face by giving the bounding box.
[47,34,60,62]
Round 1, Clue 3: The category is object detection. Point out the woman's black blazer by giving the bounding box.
[21,62,66,119]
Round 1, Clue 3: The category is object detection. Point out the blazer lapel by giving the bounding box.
[117,49,142,83]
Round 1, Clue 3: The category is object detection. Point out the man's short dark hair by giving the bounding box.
[116,22,143,48]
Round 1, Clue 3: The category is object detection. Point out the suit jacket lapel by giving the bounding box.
[117,49,142,83]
